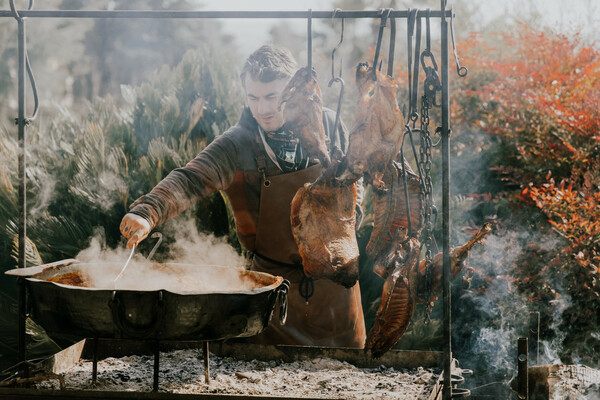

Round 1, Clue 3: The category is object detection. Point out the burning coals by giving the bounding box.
[34,349,439,399]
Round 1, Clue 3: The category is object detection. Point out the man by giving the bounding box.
[120,44,366,348]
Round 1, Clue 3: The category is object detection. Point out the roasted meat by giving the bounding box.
[339,63,404,189]
[365,224,492,358]
[290,161,359,288]
[365,237,421,358]
[367,156,422,279]
[417,223,492,302]
[279,67,331,168]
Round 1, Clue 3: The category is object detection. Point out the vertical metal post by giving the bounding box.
[440,1,452,399]
[153,340,160,392]
[307,9,312,72]
[17,14,28,366]
[92,337,98,384]
[529,312,540,365]
[203,341,210,384]
[518,337,529,400]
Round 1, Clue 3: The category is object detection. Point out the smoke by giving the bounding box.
[445,126,586,394]
[72,220,257,292]
[157,219,245,267]
[456,231,529,374]
[451,224,576,397]
[28,171,57,223]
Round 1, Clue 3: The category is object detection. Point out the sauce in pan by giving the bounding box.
[42,264,280,292]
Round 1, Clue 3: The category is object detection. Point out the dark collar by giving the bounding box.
[239,106,259,132]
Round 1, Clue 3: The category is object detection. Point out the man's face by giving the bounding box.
[244,76,288,132]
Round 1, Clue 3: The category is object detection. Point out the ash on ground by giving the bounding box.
[35,349,439,399]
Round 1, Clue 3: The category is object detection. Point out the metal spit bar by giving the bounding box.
[3,2,455,398]
[0,9,452,19]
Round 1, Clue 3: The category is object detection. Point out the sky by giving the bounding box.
[197,0,598,57]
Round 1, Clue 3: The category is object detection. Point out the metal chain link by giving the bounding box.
[419,89,435,325]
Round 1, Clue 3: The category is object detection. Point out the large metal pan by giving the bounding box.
[5,260,289,342]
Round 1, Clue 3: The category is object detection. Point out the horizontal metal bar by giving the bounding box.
[0,9,452,19]
[79,339,444,369]
[0,387,331,400]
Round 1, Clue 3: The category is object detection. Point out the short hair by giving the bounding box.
[240,44,298,86]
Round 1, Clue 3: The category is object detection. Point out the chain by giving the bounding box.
[419,88,435,325]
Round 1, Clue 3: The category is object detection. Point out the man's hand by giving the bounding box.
[120,213,151,248]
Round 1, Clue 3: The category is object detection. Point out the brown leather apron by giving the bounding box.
[250,163,366,348]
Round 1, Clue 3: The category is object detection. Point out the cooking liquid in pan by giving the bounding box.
[44,263,274,293]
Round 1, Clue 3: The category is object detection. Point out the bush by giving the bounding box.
[452,25,600,367]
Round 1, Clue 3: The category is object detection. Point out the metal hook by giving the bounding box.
[450,11,468,77]
[10,0,39,125]
[425,8,431,52]
[372,8,392,81]
[328,9,345,142]
[330,9,344,83]
[386,13,396,77]
[307,9,313,75]
[145,232,163,262]
[9,0,34,20]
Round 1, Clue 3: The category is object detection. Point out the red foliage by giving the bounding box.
[454,24,599,259]
[452,25,600,360]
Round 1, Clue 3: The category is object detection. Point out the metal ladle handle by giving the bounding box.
[145,232,163,262]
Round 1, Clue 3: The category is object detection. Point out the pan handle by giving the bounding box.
[109,290,166,339]
[277,280,290,325]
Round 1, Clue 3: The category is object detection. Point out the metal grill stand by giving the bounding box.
[3,3,461,398]
[89,339,212,391]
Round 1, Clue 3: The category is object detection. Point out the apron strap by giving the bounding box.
[252,251,314,303]
[253,250,301,269]
[250,130,273,187]
[255,154,271,187]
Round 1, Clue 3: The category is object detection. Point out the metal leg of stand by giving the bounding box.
[92,338,98,384]
[153,340,160,392]
[203,341,209,384]
[518,338,529,400]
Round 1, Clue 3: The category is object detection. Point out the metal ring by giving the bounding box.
[278,280,290,325]
[450,387,471,398]
[299,275,314,302]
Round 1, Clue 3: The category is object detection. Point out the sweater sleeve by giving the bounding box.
[129,133,238,228]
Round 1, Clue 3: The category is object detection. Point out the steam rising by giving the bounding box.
[28,172,57,223]
[72,221,255,292]
[452,225,575,395]
[447,128,580,395]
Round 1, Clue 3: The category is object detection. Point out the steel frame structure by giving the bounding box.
[2,2,458,398]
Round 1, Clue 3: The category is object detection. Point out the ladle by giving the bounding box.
[113,232,163,287]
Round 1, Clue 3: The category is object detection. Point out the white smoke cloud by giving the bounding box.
[73,220,255,292]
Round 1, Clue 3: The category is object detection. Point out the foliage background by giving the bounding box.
[0,1,598,398]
